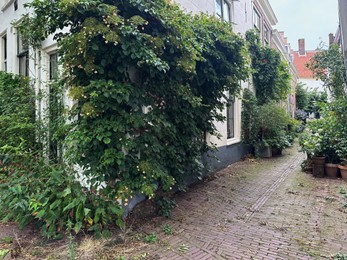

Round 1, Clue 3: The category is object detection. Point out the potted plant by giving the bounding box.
[257,103,293,158]
[299,119,326,178]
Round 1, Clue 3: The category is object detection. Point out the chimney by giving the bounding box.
[329,33,335,46]
[298,38,305,55]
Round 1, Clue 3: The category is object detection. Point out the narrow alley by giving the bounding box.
[129,145,347,259]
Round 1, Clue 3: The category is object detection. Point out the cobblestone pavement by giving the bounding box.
[133,145,347,259]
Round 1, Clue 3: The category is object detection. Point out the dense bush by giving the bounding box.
[241,89,297,154]
[241,88,259,146]
[0,152,123,238]
[0,72,36,151]
[6,0,249,237]
[299,98,347,164]
[258,102,297,150]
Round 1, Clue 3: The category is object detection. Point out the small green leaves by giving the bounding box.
[144,233,158,243]
[103,137,111,144]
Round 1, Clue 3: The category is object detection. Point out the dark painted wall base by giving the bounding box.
[124,142,252,217]
[204,142,252,172]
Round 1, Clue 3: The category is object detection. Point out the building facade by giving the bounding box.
[338,0,347,79]
[293,38,324,94]
[0,0,296,171]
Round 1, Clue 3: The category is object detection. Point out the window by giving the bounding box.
[17,33,28,76]
[253,8,261,31]
[227,98,235,139]
[1,34,7,71]
[216,0,231,23]
[48,52,61,161]
[49,52,58,80]
[264,26,270,44]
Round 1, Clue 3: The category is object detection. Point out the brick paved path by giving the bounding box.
[134,145,347,259]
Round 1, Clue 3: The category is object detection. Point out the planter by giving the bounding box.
[325,163,339,179]
[271,147,282,157]
[312,156,326,178]
[258,145,272,158]
[338,165,347,181]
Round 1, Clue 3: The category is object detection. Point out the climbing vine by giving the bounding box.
[245,30,291,105]
[9,0,249,236]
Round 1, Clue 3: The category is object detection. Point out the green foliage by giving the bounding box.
[307,43,347,99]
[258,102,295,150]
[241,88,259,146]
[241,89,297,153]
[0,151,124,238]
[295,83,309,111]
[299,98,347,163]
[332,253,347,260]
[156,197,176,218]
[0,249,9,259]
[0,72,36,151]
[332,98,347,164]
[13,0,248,235]
[162,224,173,235]
[246,31,291,105]
[144,233,158,243]
[306,89,328,117]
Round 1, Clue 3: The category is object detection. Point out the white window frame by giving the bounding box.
[17,32,29,76]
[226,96,241,145]
[253,8,261,32]
[0,32,7,71]
[264,25,271,44]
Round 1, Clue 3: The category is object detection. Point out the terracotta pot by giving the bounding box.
[325,163,339,179]
[338,165,347,181]
[312,156,326,178]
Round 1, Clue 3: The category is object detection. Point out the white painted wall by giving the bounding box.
[174,0,215,14]
[299,78,324,92]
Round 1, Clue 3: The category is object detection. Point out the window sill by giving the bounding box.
[226,137,240,146]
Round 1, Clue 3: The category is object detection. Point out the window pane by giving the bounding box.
[2,35,6,71]
[227,100,235,139]
[49,53,58,80]
[18,54,28,76]
[253,9,260,30]
[216,0,222,17]
[223,2,231,22]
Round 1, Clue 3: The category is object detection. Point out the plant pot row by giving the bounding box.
[308,156,347,180]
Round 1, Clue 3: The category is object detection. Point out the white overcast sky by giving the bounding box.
[268,0,339,51]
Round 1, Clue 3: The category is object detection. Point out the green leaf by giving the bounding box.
[74,221,83,234]
[103,137,111,144]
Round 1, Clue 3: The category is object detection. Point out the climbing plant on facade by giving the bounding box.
[10,0,249,236]
[245,30,291,105]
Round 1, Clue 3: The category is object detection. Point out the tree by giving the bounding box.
[295,82,309,110]
[307,43,347,99]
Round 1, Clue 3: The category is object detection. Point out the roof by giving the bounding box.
[293,51,317,78]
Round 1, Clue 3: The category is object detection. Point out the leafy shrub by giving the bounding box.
[241,89,259,146]
[9,0,249,236]
[258,102,295,150]
[156,197,176,218]
[0,72,36,151]
[0,150,124,238]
